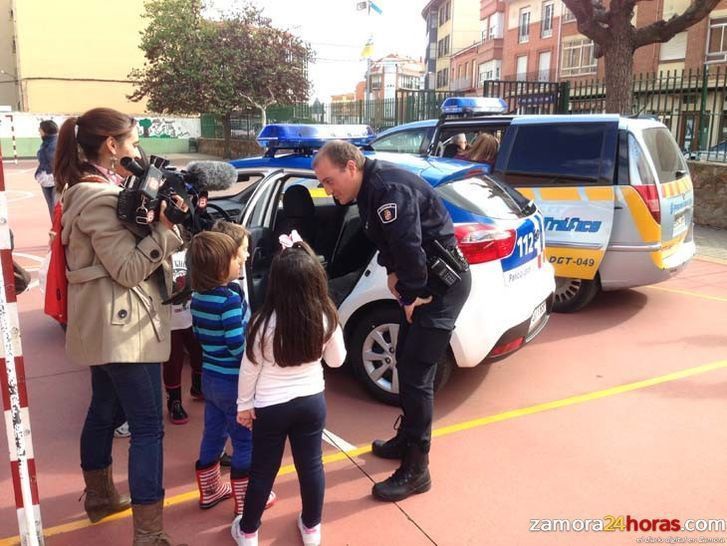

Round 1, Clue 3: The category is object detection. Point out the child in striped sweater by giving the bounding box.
[188,228,275,516]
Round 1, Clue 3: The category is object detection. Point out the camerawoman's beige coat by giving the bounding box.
[61,182,183,366]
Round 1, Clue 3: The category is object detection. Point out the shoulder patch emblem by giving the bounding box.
[377,203,398,224]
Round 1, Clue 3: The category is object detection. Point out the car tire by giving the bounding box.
[553,275,600,313]
[349,306,454,406]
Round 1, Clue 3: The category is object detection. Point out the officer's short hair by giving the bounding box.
[313,140,365,171]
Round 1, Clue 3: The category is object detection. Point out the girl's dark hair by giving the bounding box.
[54,107,135,192]
[246,241,338,367]
[188,231,238,292]
[39,120,58,135]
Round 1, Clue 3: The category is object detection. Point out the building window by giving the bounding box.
[707,17,727,62]
[437,35,450,57]
[369,74,381,90]
[561,38,597,76]
[436,67,449,88]
[542,2,554,38]
[516,55,528,80]
[562,2,576,23]
[438,1,451,26]
[488,12,503,39]
[479,60,502,85]
[519,8,531,43]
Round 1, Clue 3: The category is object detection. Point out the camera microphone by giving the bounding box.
[185,161,238,192]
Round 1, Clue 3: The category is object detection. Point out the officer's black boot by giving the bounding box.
[371,442,431,502]
[372,415,406,459]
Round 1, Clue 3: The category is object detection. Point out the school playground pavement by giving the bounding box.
[1,157,727,545]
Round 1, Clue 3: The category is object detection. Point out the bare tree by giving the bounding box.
[563,0,720,113]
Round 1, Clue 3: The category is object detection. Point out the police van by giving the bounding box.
[379,97,695,312]
[209,124,555,404]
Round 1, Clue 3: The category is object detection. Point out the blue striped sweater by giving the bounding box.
[191,283,250,377]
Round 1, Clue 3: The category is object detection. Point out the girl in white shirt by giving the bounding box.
[232,235,346,546]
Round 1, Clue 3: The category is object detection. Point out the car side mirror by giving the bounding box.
[675,169,687,180]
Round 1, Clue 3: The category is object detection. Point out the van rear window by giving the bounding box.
[641,127,688,184]
[503,123,609,181]
[436,176,529,220]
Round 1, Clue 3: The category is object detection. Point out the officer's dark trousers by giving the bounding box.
[396,270,471,449]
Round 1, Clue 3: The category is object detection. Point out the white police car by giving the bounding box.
[210,124,555,404]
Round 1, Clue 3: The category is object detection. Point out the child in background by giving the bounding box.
[232,234,346,546]
[162,247,204,425]
[188,230,275,515]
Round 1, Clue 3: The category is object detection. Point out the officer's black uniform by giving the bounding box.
[357,158,472,502]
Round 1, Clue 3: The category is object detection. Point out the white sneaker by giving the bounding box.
[297,514,321,546]
[113,422,130,438]
[231,515,258,546]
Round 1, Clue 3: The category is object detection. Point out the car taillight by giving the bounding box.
[488,337,524,358]
[634,184,661,223]
[454,223,516,265]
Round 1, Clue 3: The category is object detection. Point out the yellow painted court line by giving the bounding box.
[644,284,727,303]
[3,359,727,545]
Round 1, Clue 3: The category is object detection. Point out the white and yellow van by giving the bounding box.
[425,103,695,311]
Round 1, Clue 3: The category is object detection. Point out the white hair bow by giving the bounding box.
[278,229,303,249]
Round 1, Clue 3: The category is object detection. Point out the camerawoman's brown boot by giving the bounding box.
[132,500,188,546]
[82,466,131,522]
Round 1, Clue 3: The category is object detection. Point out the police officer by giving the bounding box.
[313,140,471,502]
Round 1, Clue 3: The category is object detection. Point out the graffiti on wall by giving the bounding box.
[138,118,194,138]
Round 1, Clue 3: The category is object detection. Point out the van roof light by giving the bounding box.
[440,97,508,116]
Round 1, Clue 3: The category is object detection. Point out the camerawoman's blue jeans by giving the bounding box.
[80,363,164,505]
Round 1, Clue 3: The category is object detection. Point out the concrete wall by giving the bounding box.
[198,138,263,159]
[689,160,727,229]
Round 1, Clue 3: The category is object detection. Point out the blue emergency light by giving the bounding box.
[440,97,508,115]
[256,124,375,151]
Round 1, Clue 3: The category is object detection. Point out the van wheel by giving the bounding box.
[349,306,454,406]
[553,276,600,313]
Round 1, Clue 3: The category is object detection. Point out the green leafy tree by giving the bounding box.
[563,0,720,113]
[129,0,313,157]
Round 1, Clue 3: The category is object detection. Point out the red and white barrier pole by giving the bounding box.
[0,145,43,544]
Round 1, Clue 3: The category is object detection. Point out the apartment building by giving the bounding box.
[448,0,727,94]
[421,0,482,91]
[365,54,425,100]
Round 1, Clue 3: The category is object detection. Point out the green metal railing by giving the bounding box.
[200,69,727,161]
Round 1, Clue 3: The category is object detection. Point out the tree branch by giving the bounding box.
[563,0,611,43]
[634,0,721,48]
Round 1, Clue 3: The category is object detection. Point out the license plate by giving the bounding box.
[529,300,547,331]
[673,213,687,236]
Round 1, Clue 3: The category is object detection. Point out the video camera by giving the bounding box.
[116,155,238,233]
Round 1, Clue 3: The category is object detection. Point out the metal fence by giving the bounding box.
[201,68,727,162]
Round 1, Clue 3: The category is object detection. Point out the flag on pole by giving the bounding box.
[360,36,374,59]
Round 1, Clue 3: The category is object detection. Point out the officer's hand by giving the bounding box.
[387,273,400,299]
[404,296,433,324]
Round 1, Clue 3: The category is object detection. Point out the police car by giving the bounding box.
[210,124,555,404]
[374,97,696,313]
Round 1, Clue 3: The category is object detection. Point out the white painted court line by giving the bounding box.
[6,190,35,203]
[13,253,43,263]
[322,429,357,452]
